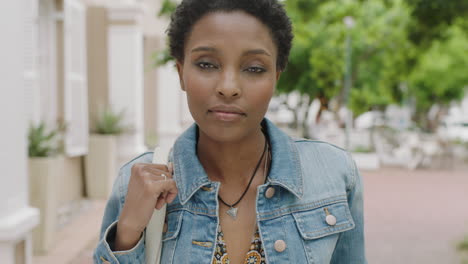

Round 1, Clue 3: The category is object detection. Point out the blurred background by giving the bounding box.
[0,0,467,263]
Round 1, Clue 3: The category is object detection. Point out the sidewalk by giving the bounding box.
[33,200,105,264]
[363,166,468,264]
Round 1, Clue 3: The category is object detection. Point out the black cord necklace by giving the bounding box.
[218,134,268,220]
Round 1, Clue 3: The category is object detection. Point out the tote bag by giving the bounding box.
[145,147,169,264]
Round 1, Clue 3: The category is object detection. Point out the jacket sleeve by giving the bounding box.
[330,154,367,264]
[93,167,146,264]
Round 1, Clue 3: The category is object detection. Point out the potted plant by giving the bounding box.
[28,121,65,254]
[85,107,126,199]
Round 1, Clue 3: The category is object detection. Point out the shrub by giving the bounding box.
[28,122,60,157]
[94,107,127,135]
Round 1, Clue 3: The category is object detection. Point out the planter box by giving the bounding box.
[85,134,118,199]
[351,152,380,171]
[29,156,64,254]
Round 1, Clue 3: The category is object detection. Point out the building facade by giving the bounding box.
[0,0,189,263]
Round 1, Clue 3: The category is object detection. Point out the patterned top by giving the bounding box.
[212,226,266,264]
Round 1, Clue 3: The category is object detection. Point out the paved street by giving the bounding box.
[363,166,468,264]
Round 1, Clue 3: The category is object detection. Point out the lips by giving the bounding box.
[208,105,246,122]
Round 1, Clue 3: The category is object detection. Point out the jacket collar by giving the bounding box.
[172,118,304,205]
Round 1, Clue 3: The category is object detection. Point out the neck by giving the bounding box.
[197,126,266,185]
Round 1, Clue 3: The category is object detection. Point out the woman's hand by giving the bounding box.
[115,162,178,251]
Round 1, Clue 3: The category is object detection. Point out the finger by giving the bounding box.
[160,189,169,203]
[149,179,177,195]
[155,180,178,203]
[141,171,168,182]
[165,191,178,204]
[168,162,174,175]
[155,175,168,181]
[144,166,172,179]
[144,179,177,208]
[159,179,178,193]
[144,165,169,174]
[134,163,168,173]
[155,190,173,209]
[155,195,166,210]
[146,163,171,171]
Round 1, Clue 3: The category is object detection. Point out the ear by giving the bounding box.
[176,60,185,91]
[276,71,281,81]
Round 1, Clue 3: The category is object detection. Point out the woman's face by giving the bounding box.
[176,11,280,143]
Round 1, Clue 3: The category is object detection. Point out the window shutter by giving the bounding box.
[38,0,58,127]
[64,0,88,156]
[24,0,40,126]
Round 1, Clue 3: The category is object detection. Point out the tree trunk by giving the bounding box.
[428,106,446,133]
[315,94,329,124]
[301,97,313,138]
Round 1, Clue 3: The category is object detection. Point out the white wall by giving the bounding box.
[142,0,169,38]
[0,0,29,222]
[0,1,39,263]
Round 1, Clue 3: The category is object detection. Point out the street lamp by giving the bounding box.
[343,16,355,150]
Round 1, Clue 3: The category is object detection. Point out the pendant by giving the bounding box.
[226,207,238,220]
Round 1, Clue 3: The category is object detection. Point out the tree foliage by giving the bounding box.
[408,23,468,130]
[279,0,413,133]
[281,0,467,133]
[405,0,468,48]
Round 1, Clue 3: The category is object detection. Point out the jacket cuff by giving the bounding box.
[94,220,146,264]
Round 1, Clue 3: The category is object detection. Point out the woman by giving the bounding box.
[94,0,366,263]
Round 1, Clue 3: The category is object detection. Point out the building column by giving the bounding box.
[143,36,161,148]
[0,1,40,263]
[107,3,147,164]
[156,63,188,157]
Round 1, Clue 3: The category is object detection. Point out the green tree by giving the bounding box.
[408,23,468,131]
[403,0,468,131]
[347,0,413,117]
[279,0,412,136]
[405,0,468,49]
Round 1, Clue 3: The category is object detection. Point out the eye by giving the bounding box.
[196,62,217,69]
[245,66,266,73]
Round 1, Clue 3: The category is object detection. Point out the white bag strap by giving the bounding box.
[145,147,168,264]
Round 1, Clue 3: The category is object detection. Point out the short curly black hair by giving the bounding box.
[167,0,293,72]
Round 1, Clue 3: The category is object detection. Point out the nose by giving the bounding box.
[216,70,242,99]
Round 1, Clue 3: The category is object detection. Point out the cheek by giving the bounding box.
[183,69,217,120]
[244,77,275,107]
[184,70,212,101]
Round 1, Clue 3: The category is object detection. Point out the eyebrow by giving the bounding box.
[242,49,271,57]
[191,46,271,57]
[191,46,217,53]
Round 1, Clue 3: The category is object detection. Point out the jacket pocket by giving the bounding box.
[292,201,355,240]
[160,210,184,263]
[162,210,183,242]
[291,201,355,263]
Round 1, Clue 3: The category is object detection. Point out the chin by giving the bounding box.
[197,119,255,143]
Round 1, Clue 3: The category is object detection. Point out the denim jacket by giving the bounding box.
[94,119,366,263]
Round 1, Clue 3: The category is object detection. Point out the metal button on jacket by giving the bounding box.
[265,187,275,198]
[201,186,213,191]
[326,214,337,226]
[274,240,287,252]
